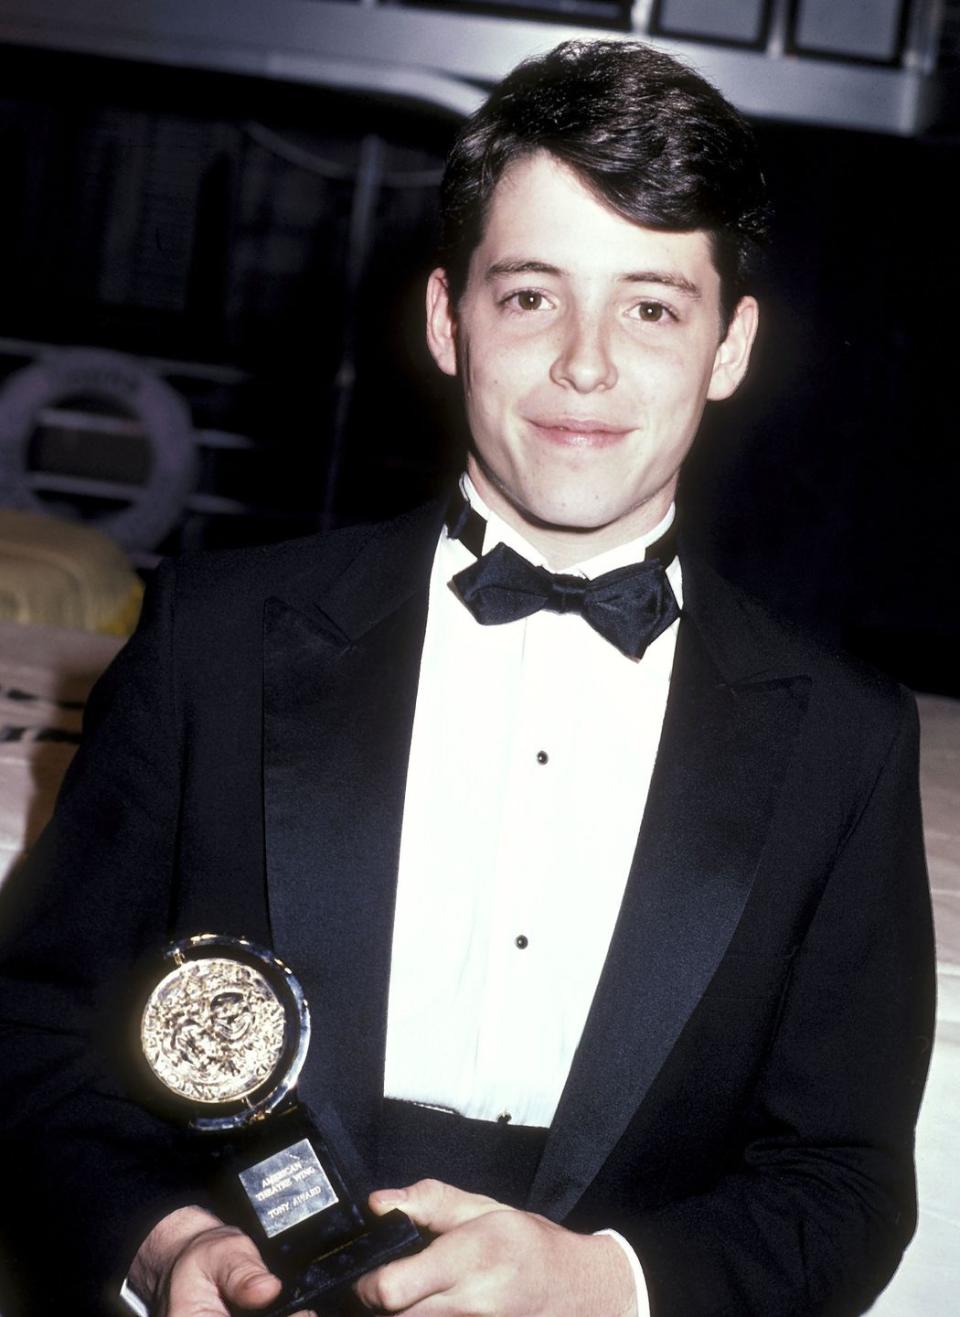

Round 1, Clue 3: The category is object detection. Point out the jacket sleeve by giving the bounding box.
[0,560,212,1314]
[629,691,936,1316]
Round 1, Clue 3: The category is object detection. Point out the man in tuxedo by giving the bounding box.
[0,38,934,1317]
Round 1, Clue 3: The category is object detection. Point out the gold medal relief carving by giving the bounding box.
[141,956,287,1102]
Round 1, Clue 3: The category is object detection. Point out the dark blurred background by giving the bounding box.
[0,0,957,694]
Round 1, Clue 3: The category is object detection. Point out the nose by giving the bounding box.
[550,312,618,393]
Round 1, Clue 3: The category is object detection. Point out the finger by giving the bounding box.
[368,1178,510,1233]
[207,1235,283,1308]
[354,1243,454,1313]
[164,1227,282,1314]
[358,1294,452,1317]
[355,1212,505,1313]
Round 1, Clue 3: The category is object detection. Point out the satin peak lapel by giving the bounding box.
[262,507,441,1164]
[529,572,810,1221]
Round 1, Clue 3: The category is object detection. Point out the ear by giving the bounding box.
[425,267,458,377]
[707,295,759,401]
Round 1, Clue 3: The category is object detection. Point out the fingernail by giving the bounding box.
[372,1187,407,1206]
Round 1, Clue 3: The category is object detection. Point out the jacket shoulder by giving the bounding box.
[683,553,914,730]
[159,502,443,618]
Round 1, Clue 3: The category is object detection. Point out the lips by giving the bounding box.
[526,417,631,449]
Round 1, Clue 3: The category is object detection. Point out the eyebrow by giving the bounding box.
[484,258,702,299]
[485,259,562,280]
[623,270,702,299]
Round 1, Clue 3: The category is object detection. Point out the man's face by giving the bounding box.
[427,152,758,560]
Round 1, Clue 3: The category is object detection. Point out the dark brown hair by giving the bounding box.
[440,40,770,328]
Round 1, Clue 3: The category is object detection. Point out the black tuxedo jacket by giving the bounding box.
[0,501,935,1316]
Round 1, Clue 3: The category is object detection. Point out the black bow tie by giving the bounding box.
[446,495,681,660]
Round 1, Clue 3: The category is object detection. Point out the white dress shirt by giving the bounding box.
[385,478,682,1123]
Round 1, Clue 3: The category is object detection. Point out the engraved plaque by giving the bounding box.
[240,1139,338,1238]
[138,934,421,1316]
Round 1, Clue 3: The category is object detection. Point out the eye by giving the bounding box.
[632,300,672,323]
[505,289,549,312]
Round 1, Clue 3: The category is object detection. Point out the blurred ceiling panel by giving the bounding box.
[0,0,957,134]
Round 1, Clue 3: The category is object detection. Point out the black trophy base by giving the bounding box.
[259,1208,423,1316]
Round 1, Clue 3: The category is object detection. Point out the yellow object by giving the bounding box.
[0,508,143,635]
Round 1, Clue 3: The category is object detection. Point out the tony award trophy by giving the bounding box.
[138,933,422,1315]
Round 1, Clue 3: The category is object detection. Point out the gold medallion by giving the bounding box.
[141,955,287,1103]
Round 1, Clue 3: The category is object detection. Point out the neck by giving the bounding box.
[465,462,675,571]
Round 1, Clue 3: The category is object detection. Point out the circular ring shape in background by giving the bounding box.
[0,347,197,552]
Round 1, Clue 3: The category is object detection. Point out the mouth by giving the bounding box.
[526,417,631,449]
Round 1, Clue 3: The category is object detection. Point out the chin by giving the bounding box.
[517,494,620,534]
[516,497,613,534]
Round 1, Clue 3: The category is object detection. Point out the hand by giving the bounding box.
[353,1179,637,1316]
[128,1204,316,1316]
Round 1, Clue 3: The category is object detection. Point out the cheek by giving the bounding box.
[642,352,713,420]
[465,344,531,416]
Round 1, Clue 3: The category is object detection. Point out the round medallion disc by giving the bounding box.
[141,955,287,1104]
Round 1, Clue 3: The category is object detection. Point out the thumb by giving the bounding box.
[368,1178,510,1234]
[202,1231,283,1306]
